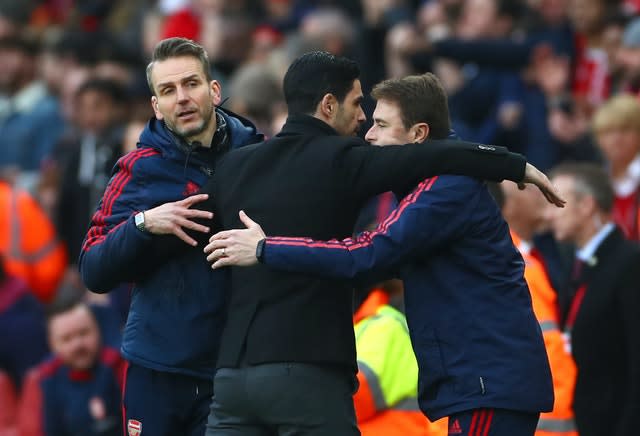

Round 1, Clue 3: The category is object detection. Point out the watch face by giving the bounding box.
[135,212,145,229]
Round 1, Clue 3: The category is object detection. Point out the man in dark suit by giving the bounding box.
[547,163,640,436]
[200,51,561,435]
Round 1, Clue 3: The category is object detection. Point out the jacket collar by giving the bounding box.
[277,113,340,138]
[138,107,263,163]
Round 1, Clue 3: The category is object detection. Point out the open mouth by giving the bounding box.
[177,109,198,120]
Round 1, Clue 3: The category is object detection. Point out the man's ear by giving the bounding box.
[151,96,163,120]
[210,80,222,106]
[317,93,337,121]
[411,123,430,143]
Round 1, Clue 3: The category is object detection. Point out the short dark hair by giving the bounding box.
[146,37,211,95]
[283,51,360,115]
[45,295,89,323]
[550,162,614,213]
[497,0,525,20]
[75,78,128,105]
[0,34,39,56]
[371,73,451,139]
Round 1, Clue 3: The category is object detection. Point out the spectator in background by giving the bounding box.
[388,0,529,148]
[491,181,578,436]
[0,179,67,303]
[546,162,640,436]
[50,78,128,269]
[0,35,66,186]
[19,299,124,436]
[160,0,254,78]
[227,63,283,136]
[615,16,640,95]
[569,0,619,116]
[0,256,49,391]
[592,94,640,240]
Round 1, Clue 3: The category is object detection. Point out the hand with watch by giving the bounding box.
[133,194,214,246]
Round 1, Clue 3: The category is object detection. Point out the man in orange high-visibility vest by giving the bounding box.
[0,180,67,302]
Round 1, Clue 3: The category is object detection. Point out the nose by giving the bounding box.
[357,107,366,123]
[176,85,189,103]
[365,126,376,142]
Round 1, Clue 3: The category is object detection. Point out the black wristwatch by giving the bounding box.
[256,238,266,263]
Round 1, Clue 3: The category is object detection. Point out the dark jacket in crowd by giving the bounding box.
[563,227,640,436]
[38,347,125,436]
[0,275,48,389]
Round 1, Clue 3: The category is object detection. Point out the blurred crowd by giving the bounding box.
[2,0,640,435]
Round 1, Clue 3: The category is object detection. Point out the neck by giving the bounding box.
[575,213,605,249]
[188,111,218,148]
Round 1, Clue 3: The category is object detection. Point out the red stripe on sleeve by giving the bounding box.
[82,149,158,251]
[268,177,438,252]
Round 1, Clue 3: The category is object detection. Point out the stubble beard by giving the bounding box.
[170,103,215,143]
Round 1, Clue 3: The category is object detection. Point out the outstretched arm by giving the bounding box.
[205,176,475,277]
[340,140,565,208]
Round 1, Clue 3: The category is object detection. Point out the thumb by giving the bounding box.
[239,210,258,229]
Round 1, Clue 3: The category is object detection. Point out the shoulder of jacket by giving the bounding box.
[38,357,64,380]
[113,147,164,176]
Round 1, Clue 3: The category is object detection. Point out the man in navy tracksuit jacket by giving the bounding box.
[208,73,554,435]
[35,300,125,436]
[78,38,263,436]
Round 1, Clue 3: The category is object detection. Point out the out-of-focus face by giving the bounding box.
[615,46,640,78]
[77,89,119,136]
[48,305,101,370]
[538,0,569,25]
[458,0,498,39]
[501,180,548,233]
[569,0,604,34]
[596,127,640,172]
[365,99,413,146]
[0,47,25,93]
[332,79,366,137]
[545,175,587,243]
[150,55,221,144]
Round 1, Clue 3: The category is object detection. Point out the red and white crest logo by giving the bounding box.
[127,419,142,436]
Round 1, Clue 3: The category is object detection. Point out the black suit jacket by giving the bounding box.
[203,114,527,372]
[569,227,640,436]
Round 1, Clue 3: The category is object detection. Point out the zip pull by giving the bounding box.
[479,376,486,395]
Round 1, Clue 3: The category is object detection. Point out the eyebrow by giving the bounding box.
[157,74,201,90]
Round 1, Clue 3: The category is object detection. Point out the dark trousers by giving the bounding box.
[123,362,213,436]
[206,362,359,436]
[447,408,539,436]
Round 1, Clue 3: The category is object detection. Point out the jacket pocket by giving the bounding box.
[414,328,447,402]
